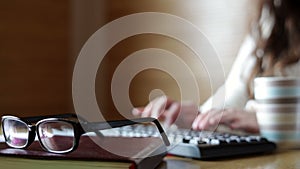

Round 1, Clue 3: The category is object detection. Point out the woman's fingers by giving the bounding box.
[141,101,154,118]
[213,109,236,124]
[192,111,212,130]
[175,102,199,128]
[192,114,202,130]
[193,109,235,131]
[132,96,174,119]
[132,96,200,128]
[163,102,181,127]
[132,107,144,116]
[229,112,259,133]
[132,96,165,118]
[151,96,168,118]
[192,108,259,133]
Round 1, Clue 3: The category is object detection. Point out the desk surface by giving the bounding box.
[163,149,300,169]
[0,149,299,169]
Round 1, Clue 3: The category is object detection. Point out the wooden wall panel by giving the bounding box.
[0,0,72,117]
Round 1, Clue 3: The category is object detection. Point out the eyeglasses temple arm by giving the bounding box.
[82,118,170,146]
[151,119,170,146]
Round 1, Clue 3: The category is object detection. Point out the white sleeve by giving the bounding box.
[200,35,257,113]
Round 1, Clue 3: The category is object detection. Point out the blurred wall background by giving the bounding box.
[0,0,72,116]
[0,0,258,119]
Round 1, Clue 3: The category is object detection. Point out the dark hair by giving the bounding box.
[247,0,300,98]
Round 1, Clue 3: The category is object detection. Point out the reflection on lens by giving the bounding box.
[38,121,75,153]
[3,119,29,148]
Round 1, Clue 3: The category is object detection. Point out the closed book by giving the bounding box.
[0,136,167,169]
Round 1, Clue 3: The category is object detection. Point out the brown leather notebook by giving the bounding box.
[0,136,167,169]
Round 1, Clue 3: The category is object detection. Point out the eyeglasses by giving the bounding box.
[1,114,170,154]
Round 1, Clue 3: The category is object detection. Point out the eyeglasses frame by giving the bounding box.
[1,113,170,154]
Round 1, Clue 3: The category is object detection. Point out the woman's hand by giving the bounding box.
[132,96,259,133]
[192,108,259,133]
[132,96,199,128]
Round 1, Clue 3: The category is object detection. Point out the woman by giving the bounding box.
[132,0,300,133]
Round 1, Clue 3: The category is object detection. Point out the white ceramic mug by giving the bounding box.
[254,77,300,148]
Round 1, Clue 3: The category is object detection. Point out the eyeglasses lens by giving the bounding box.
[38,121,75,152]
[3,119,29,148]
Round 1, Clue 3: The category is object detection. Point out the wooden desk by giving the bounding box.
[0,150,299,169]
[162,150,300,169]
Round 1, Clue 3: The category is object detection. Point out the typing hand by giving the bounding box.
[192,108,259,133]
[132,96,198,128]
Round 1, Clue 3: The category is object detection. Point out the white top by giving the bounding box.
[200,35,300,113]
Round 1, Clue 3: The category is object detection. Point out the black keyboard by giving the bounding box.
[100,125,277,160]
[166,129,277,159]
